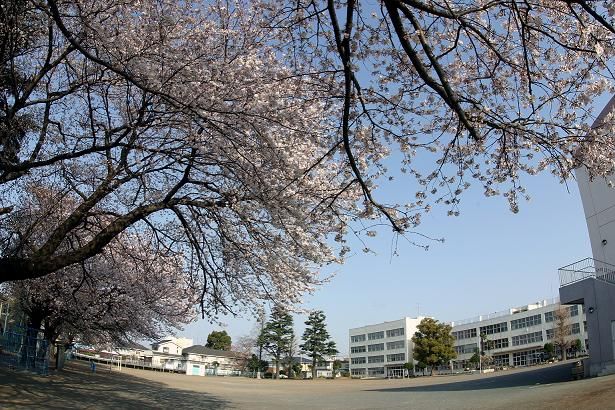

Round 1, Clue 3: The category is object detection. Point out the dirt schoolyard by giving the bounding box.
[2,360,615,409]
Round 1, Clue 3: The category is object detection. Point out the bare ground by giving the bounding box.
[1,360,615,409]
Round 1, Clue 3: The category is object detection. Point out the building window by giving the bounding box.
[368,367,385,376]
[493,354,509,366]
[386,340,405,350]
[511,331,543,346]
[387,353,405,362]
[386,328,405,338]
[368,331,385,340]
[510,314,542,330]
[368,355,385,364]
[351,357,366,365]
[572,323,581,334]
[491,338,509,350]
[512,349,542,366]
[368,343,385,352]
[351,334,366,343]
[351,346,366,354]
[584,321,587,332]
[544,311,554,323]
[546,329,554,340]
[569,305,579,317]
[452,328,477,340]
[351,368,366,376]
[479,322,508,335]
[163,347,169,353]
[454,343,477,354]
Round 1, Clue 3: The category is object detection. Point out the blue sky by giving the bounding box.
[180,170,592,356]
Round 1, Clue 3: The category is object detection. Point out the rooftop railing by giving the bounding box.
[449,296,560,327]
[559,257,615,287]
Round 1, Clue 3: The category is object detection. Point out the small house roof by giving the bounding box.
[116,341,149,350]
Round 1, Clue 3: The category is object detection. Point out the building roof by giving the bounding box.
[182,345,241,358]
[116,341,149,350]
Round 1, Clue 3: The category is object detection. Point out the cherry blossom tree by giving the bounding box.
[268,0,615,230]
[1,0,615,316]
[7,231,197,345]
[0,0,358,315]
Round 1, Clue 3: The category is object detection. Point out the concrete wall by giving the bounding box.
[560,278,615,376]
[575,166,615,265]
[575,95,615,265]
[558,95,615,376]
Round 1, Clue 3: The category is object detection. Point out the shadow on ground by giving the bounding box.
[0,360,229,409]
[367,362,575,393]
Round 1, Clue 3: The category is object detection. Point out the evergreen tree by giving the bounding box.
[261,306,294,379]
[543,342,555,361]
[206,330,232,351]
[412,318,456,376]
[246,354,268,375]
[300,310,338,380]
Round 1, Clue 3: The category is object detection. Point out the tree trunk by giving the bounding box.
[257,345,263,379]
[312,357,317,380]
[275,357,280,379]
[21,315,43,369]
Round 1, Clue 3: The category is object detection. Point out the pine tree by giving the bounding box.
[300,310,338,380]
[261,305,294,379]
[412,318,456,376]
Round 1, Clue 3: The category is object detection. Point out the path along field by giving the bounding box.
[1,360,615,409]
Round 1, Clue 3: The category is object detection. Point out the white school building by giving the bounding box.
[349,299,586,378]
[449,298,586,370]
[349,317,426,378]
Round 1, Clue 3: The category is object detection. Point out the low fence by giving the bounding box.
[74,352,247,377]
[0,328,49,375]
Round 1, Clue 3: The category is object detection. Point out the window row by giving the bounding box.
[368,331,384,340]
[351,346,366,354]
[352,340,405,353]
[351,334,366,343]
[368,355,384,363]
[546,323,581,340]
[480,322,508,335]
[455,343,478,355]
[368,367,385,376]
[386,328,405,338]
[512,349,543,366]
[452,328,477,340]
[492,354,510,366]
[368,343,385,352]
[512,331,543,346]
[351,354,406,365]
[387,340,405,350]
[353,328,406,343]
[511,314,542,330]
[351,367,385,376]
[490,337,509,350]
[387,353,406,362]
[545,305,580,323]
